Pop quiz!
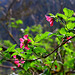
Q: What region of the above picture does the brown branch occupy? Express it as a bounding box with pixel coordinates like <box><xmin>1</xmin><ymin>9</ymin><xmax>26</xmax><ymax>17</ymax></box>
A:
<box><xmin>4</xmin><ymin>35</ymin><xmax>75</xmax><ymax>62</ymax></box>
<box><xmin>42</xmin><ymin>35</ymin><xmax>75</xmax><ymax>58</ymax></box>
<box><xmin>8</xmin><ymin>0</ymin><xmax>16</xmax><ymax>11</ymax></box>
<box><xmin>0</xmin><ymin>22</ymin><xmax>19</xmax><ymax>47</ymax></box>
<box><xmin>0</xmin><ymin>43</ymin><xmax>8</xmax><ymax>50</ymax></box>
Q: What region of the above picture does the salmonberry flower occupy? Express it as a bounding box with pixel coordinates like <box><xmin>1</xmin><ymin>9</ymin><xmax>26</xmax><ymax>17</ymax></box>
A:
<box><xmin>20</xmin><ymin>58</ymin><xmax>25</xmax><ymax>64</ymax></box>
<box><xmin>10</xmin><ymin>67</ymin><xmax>15</xmax><ymax>71</ymax></box>
<box><xmin>13</xmin><ymin>55</ymin><xmax>25</xmax><ymax>67</ymax></box>
<box><xmin>45</xmin><ymin>15</ymin><xmax>54</xmax><ymax>26</ymax></box>
<box><xmin>14</xmin><ymin>59</ymin><xmax>19</xmax><ymax>64</ymax></box>
<box><xmin>19</xmin><ymin>34</ymin><xmax>31</xmax><ymax>50</ymax></box>
<box><xmin>14</xmin><ymin>59</ymin><xmax>20</xmax><ymax>67</ymax></box>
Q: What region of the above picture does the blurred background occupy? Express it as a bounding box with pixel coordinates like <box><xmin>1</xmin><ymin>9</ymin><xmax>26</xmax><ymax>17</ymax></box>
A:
<box><xmin>0</xmin><ymin>0</ymin><xmax>75</xmax><ymax>75</ymax></box>
<box><xmin>0</xmin><ymin>0</ymin><xmax>75</xmax><ymax>40</ymax></box>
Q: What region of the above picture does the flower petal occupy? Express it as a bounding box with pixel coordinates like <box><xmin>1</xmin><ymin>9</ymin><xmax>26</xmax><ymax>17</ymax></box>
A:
<box><xmin>45</xmin><ymin>15</ymin><xmax>54</xmax><ymax>26</ymax></box>
<box><xmin>13</xmin><ymin>55</ymin><xmax>16</xmax><ymax>58</ymax></box>
<box><xmin>14</xmin><ymin>59</ymin><xmax>19</xmax><ymax>64</ymax></box>
<box><xmin>27</xmin><ymin>39</ymin><xmax>31</xmax><ymax>43</ymax></box>
<box><xmin>45</xmin><ymin>15</ymin><xmax>53</xmax><ymax>22</ymax></box>
<box><xmin>23</xmin><ymin>35</ymin><xmax>28</xmax><ymax>39</ymax></box>
<box><xmin>20</xmin><ymin>58</ymin><xmax>25</xmax><ymax>64</ymax></box>
<box><xmin>19</xmin><ymin>38</ymin><xmax>24</xmax><ymax>42</ymax></box>
<box><xmin>24</xmin><ymin>45</ymin><xmax>30</xmax><ymax>50</ymax></box>
<box><xmin>50</xmin><ymin>21</ymin><xmax>53</xmax><ymax>26</ymax></box>
<box><xmin>18</xmin><ymin>63</ymin><xmax>20</xmax><ymax>67</ymax></box>
<box><xmin>20</xmin><ymin>43</ymin><xmax>24</xmax><ymax>48</ymax></box>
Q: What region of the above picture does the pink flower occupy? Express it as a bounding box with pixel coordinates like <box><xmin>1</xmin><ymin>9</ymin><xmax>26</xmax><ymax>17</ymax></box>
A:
<box><xmin>14</xmin><ymin>59</ymin><xmax>19</xmax><ymax>64</ymax></box>
<box><xmin>17</xmin><ymin>63</ymin><xmax>20</xmax><ymax>67</ymax></box>
<box><xmin>45</xmin><ymin>15</ymin><xmax>54</xmax><ymax>26</ymax></box>
<box><xmin>20</xmin><ymin>58</ymin><xmax>25</xmax><ymax>64</ymax></box>
<box><xmin>13</xmin><ymin>55</ymin><xmax>25</xmax><ymax>67</ymax></box>
<box><xmin>19</xmin><ymin>34</ymin><xmax>31</xmax><ymax>50</ymax></box>
<box><xmin>10</xmin><ymin>67</ymin><xmax>15</xmax><ymax>71</ymax></box>
<box><xmin>13</xmin><ymin>55</ymin><xmax>16</xmax><ymax>58</ymax></box>
<box><xmin>14</xmin><ymin>59</ymin><xmax>20</xmax><ymax>67</ymax></box>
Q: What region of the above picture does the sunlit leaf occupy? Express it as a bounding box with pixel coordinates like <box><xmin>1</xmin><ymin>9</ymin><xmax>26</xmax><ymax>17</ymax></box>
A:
<box><xmin>63</xmin><ymin>8</ymin><xmax>74</xmax><ymax>17</ymax></box>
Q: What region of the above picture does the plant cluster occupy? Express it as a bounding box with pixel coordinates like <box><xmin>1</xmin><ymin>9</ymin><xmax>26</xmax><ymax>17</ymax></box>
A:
<box><xmin>0</xmin><ymin>8</ymin><xmax>75</xmax><ymax>75</ymax></box>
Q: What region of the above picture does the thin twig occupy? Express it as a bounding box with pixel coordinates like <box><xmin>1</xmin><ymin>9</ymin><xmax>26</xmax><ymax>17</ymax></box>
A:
<box><xmin>0</xmin><ymin>22</ymin><xmax>19</xmax><ymax>47</ymax></box>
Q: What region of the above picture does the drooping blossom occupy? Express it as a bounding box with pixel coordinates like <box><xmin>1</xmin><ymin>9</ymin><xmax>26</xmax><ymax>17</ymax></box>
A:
<box><xmin>14</xmin><ymin>59</ymin><xmax>19</xmax><ymax>64</ymax></box>
<box><xmin>14</xmin><ymin>59</ymin><xmax>20</xmax><ymax>67</ymax></box>
<box><xmin>45</xmin><ymin>15</ymin><xmax>54</xmax><ymax>26</ymax></box>
<box><xmin>19</xmin><ymin>34</ymin><xmax>31</xmax><ymax>50</ymax></box>
<box><xmin>13</xmin><ymin>55</ymin><xmax>25</xmax><ymax>67</ymax></box>
<box><xmin>20</xmin><ymin>58</ymin><xmax>25</xmax><ymax>64</ymax></box>
<box><xmin>17</xmin><ymin>63</ymin><xmax>20</xmax><ymax>67</ymax></box>
<box><xmin>10</xmin><ymin>67</ymin><xmax>15</xmax><ymax>71</ymax></box>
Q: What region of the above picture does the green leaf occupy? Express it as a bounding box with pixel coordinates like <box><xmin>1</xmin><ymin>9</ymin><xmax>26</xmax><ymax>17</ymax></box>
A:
<box><xmin>10</xmin><ymin>18</ymin><xmax>15</xmax><ymax>20</ymax></box>
<box><xmin>66</xmin><ymin>32</ymin><xmax>74</xmax><ymax>36</ymax></box>
<box><xmin>68</xmin><ymin>17</ymin><xmax>75</xmax><ymax>21</ymax></box>
<box><xmin>0</xmin><ymin>48</ymin><xmax>2</xmax><ymax>51</ymax></box>
<box><xmin>4</xmin><ymin>53</ymin><xmax>10</xmax><ymax>59</ymax></box>
<box><xmin>11</xmin><ymin>52</ymin><xmax>18</xmax><ymax>57</ymax></box>
<box><xmin>33</xmin><ymin>47</ymin><xmax>46</xmax><ymax>54</ymax></box>
<box><xmin>9</xmin><ymin>22</ymin><xmax>17</xmax><ymax>28</ymax></box>
<box><xmin>3</xmin><ymin>40</ymin><xmax>13</xmax><ymax>47</ymax></box>
<box><xmin>16</xmin><ymin>19</ymin><xmax>23</xmax><ymax>24</ymax></box>
<box><xmin>49</xmin><ymin>33</ymin><xmax>59</xmax><ymax>38</ymax></box>
<box><xmin>63</xmin><ymin>8</ymin><xmax>74</xmax><ymax>17</ymax></box>
<box><xmin>56</xmin><ymin>13</ymin><xmax>67</xmax><ymax>21</ymax></box>
<box><xmin>16</xmin><ymin>48</ymin><xmax>23</xmax><ymax>53</ymax></box>
<box><xmin>29</xmin><ymin>37</ymin><xmax>34</xmax><ymax>44</ymax></box>
<box><xmin>59</xmin><ymin>28</ymin><xmax>66</xmax><ymax>34</ymax></box>
<box><xmin>24</xmin><ymin>26</ymin><xmax>30</xmax><ymax>34</ymax></box>
<box><xmin>49</xmin><ymin>13</ymin><xmax>54</xmax><ymax>16</ymax></box>
<box><xmin>63</xmin><ymin>44</ymin><xmax>73</xmax><ymax>54</ymax></box>
<box><xmin>67</xmin><ymin>22</ymin><xmax>75</xmax><ymax>29</ymax></box>
<box><xmin>6</xmin><ymin>44</ymin><xmax>17</xmax><ymax>52</ymax></box>
<box><xmin>33</xmin><ymin>42</ymin><xmax>44</xmax><ymax>46</ymax></box>
<box><xmin>23</xmin><ymin>61</ymin><xmax>30</xmax><ymax>71</ymax></box>
<box><xmin>34</xmin><ymin>32</ymin><xmax>50</xmax><ymax>42</ymax></box>
<box><xmin>31</xmin><ymin>25</ymin><xmax>42</xmax><ymax>34</ymax></box>
<box><xmin>29</xmin><ymin>55</ymin><xmax>36</xmax><ymax>59</ymax></box>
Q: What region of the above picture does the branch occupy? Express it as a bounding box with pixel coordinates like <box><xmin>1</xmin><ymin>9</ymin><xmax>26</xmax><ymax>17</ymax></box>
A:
<box><xmin>43</xmin><ymin>35</ymin><xmax>75</xmax><ymax>58</ymax></box>
<box><xmin>8</xmin><ymin>0</ymin><xmax>16</xmax><ymax>11</ymax></box>
<box><xmin>0</xmin><ymin>22</ymin><xmax>20</xmax><ymax>47</ymax></box>
<box><xmin>0</xmin><ymin>43</ymin><xmax>8</xmax><ymax>50</ymax></box>
<box><xmin>5</xmin><ymin>35</ymin><xmax>75</xmax><ymax>62</ymax></box>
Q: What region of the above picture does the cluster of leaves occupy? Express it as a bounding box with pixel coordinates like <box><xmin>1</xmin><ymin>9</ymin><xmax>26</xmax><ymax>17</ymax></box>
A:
<box><xmin>0</xmin><ymin>8</ymin><xmax>75</xmax><ymax>75</ymax></box>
